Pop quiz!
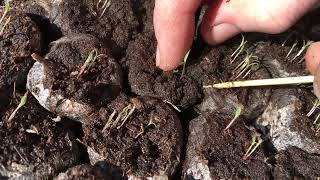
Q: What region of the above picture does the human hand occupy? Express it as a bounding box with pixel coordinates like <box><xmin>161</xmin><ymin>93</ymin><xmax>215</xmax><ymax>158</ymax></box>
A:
<box><xmin>154</xmin><ymin>0</ymin><xmax>317</xmax><ymax>71</ymax></box>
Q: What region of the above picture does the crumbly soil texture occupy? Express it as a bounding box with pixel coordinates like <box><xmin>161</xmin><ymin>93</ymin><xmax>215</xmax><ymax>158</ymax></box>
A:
<box><xmin>1</xmin><ymin>0</ymin><xmax>320</xmax><ymax>179</ymax></box>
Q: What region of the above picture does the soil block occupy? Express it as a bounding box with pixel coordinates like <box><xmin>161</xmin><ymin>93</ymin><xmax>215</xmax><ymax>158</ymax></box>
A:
<box><xmin>0</xmin><ymin>96</ymin><xmax>83</xmax><ymax>179</ymax></box>
<box><xmin>82</xmin><ymin>94</ymin><xmax>183</xmax><ymax>179</ymax></box>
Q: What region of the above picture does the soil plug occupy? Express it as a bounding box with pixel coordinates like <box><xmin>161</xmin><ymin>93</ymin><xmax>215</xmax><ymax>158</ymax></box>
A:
<box><xmin>224</xmin><ymin>106</ymin><xmax>242</xmax><ymax>132</ymax></box>
<box><xmin>243</xmin><ymin>136</ymin><xmax>263</xmax><ymax>160</ymax></box>
<box><xmin>0</xmin><ymin>0</ymin><xmax>11</xmax><ymax>35</ymax></box>
<box><xmin>204</xmin><ymin>76</ymin><xmax>314</xmax><ymax>89</ymax></box>
<box><xmin>7</xmin><ymin>91</ymin><xmax>28</xmax><ymax>128</ymax></box>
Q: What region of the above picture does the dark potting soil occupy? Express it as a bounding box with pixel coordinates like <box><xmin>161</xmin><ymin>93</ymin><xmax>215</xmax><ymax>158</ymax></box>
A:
<box><xmin>127</xmin><ymin>32</ymin><xmax>201</xmax><ymax>109</ymax></box>
<box><xmin>183</xmin><ymin>113</ymin><xmax>271</xmax><ymax>179</ymax></box>
<box><xmin>0</xmin><ymin>96</ymin><xmax>84</xmax><ymax>179</ymax></box>
<box><xmin>1</xmin><ymin>1</ymin><xmax>320</xmax><ymax>179</ymax></box>
<box><xmin>274</xmin><ymin>147</ymin><xmax>320</xmax><ymax>179</ymax></box>
<box><xmin>45</xmin><ymin>0</ymin><xmax>139</xmax><ymax>57</ymax></box>
<box><xmin>44</xmin><ymin>34</ymin><xmax>123</xmax><ymax>107</ymax></box>
<box><xmin>0</xmin><ymin>8</ymin><xmax>41</xmax><ymax>90</ymax></box>
<box><xmin>54</xmin><ymin>162</ymin><xmax>124</xmax><ymax>180</ymax></box>
<box><xmin>82</xmin><ymin>94</ymin><xmax>183</xmax><ymax>178</ymax></box>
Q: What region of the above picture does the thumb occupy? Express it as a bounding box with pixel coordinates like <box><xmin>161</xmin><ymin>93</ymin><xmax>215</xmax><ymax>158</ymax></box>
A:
<box><xmin>154</xmin><ymin>0</ymin><xmax>200</xmax><ymax>71</ymax></box>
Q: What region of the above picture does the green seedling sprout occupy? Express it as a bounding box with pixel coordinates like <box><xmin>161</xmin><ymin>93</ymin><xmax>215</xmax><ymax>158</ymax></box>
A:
<box><xmin>102</xmin><ymin>110</ymin><xmax>117</xmax><ymax>133</ymax></box>
<box><xmin>286</xmin><ymin>38</ymin><xmax>298</xmax><ymax>58</ymax></box>
<box><xmin>0</xmin><ymin>0</ymin><xmax>11</xmax><ymax>35</ymax></box>
<box><xmin>77</xmin><ymin>49</ymin><xmax>106</xmax><ymax>78</ymax></box>
<box><xmin>292</xmin><ymin>40</ymin><xmax>313</xmax><ymax>63</ymax></box>
<box><xmin>135</xmin><ymin>124</ymin><xmax>145</xmax><ymax>139</ymax></box>
<box><xmin>231</xmin><ymin>52</ymin><xmax>259</xmax><ymax>80</ymax></box>
<box><xmin>97</xmin><ymin>0</ymin><xmax>111</xmax><ymax>18</ymax></box>
<box><xmin>243</xmin><ymin>135</ymin><xmax>263</xmax><ymax>160</ymax></box>
<box><xmin>230</xmin><ymin>34</ymin><xmax>248</xmax><ymax>64</ymax></box>
<box><xmin>281</xmin><ymin>31</ymin><xmax>295</xmax><ymax>47</ymax></box>
<box><xmin>204</xmin><ymin>75</ymin><xmax>314</xmax><ymax>89</ymax></box>
<box><xmin>163</xmin><ymin>100</ymin><xmax>181</xmax><ymax>112</ymax></box>
<box><xmin>135</xmin><ymin>117</ymin><xmax>157</xmax><ymax>139</ymax></box>
<box><xmin>224</xmin><ymin>106</ymin><xmax>242</xmax><ymax>132</ymax></box>
<box><xmin>116</xmin><ymin>104</ymin><xmax>136</xmax><ymax>129</ymax></box>
<box><xmin>7</xmin><ymin>92</ymin><xmax>28</xmax><ymax>128</ymax></box>
<box><xmin>307</xmin><ymin>99</ymin><xmax>320</xmax><ymax>117</ymax></box>
<box><xmin>181</xmin><ymin>49</ymin><xmax>191</xmax><ymax>77</ymax></box>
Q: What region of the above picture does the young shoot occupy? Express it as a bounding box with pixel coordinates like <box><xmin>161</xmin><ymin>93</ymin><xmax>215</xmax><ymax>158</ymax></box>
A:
<box><xmin>281</xmin><ymin>31</ymin><xmax>295</xmax><ymax>47</ymax></box>
<box><xmin>307</xmin><ymin>99</ymin><xmax>320</xmax><ymax>117</ymax></box>
<box><xmin>116</xmin><ymin>103</ymin><xmax>136</xmax><ymax>129</ymax></box>
<box><xmin>135</xmin><ymin>117</ymin><xmax>157</xmax><ymax>139</ymax></box>
<box><xmin>7</xmin><ymin>92</ymin><xmax>28</xmax><ymax>128</ymax></box>
<box><xmin>291</xmin><ymin>40</ymin><xmax>313</xmax><ymax>63</ymax></box>
<box><xmin>230</xmin><ymin>34</ymin><xmax>248</xmax><ymax>64</ymax></box>
<box><xmin>181</xmin><ymin>49</ymin><xmax>191</xmax><ymax>77</ymax></box>
<box><xmin>285</xmin><ymin>38</ymin><xmax>298</xmax><ymax>58</ymax></box>
<box><xmin>77</xmin><ymin>49</ymin><xmax>106</xmax><ymax>78</ymax></box>
<box><xmin>163</xmin><ymin>100</ymin><xmax>181</xmax><ymax>112</ymax></box>
<box><xmin>102</xmin><ymin>110</ymin><xmax>117</xmax><ymax>133</ymax></box>
<box><xmin>243</xmin><ymin>135</ymin><xmax>263</xmax><ymax>160</ymax></box>
<box><xmin>224</xmin><ymin>106</ymin><xmax>242</xmax><ymax>132</ymax></box>
<box><xmin>97</xmin><ymin>0</ymin><xmax>111</xmax><ymax>18</ymax></box>
<box><xmin>0</xmin><ymin>0</ymin><xmax>11</xmax><ymax>35</ymax></box>
<box><xmin>231</xmin><ymin>52</ymin><xmax>259</xmax><ymax>80</ymax></box>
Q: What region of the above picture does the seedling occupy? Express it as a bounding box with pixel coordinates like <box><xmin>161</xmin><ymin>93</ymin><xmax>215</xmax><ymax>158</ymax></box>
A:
<box><xmin>285</xmin><ymin>38</ymin><xmax>298</xmax><ymax>58</ymax></box>
<box><xmin>307</xmin><ymin>99</ymin><xmax>320</xmax><ymax>117</ymax></box>
<box><xmin>243</xmin><ymin>135</ymin><xmax>263</xmax><ymax>160</ymax></box>
<box><xmin>77</xmin><ymin>49</ymin><xmax>106</xmax><ymax>78</ymax></box>
<box><xmin>292</xmin><ymin>40</ymin><xmax>313</xmax><ymax>63</ymax></box>
<box><xmin>181</xmin><ymin>49</ymin><xmax>191</xmax><ymax>77</ymax></box>
<box><xmin>97</xmin><ymin>0</ymin><xmax>111</xmax><ymax>18</ymax></box>
<box><xmin>0</xmin><ymin>0</ymin><xmax>11</xmax><ymax>35</ymax></box>
<box><xmin>116</xmin><ymin>103</ymin><xmax>136</xmax><ymax>129</ymax></box>
<box><xmin>7</xmin><ymin>92</ymin><xmax>28</xmax><ymax>128</ymax></box>
<box><xmin>231</xmin><ymin>52</ymin><xmax>259</xmax><ymax>80</ymax></box>
<box><xmin>135</xmin><ymin>124</ymin><xmax>144</xmax><ymax>139</ymax></box>
<box><xmin>135</xmin><ymin>117</ymin><xmax>157</xmax><ymax>139</ymax></box>
<box><xmin>163</xmin><ymin>100</ymin><xmax>181</xmax><ymax>112</ymax></box>
<box><xmin>203</xmin><ymin>75</ymin><xmax>314</xmax><ymax>89</ymax></box>
<box><xmin>230</xmin><ymin>34</ymin><xmax>248</xmax><ymax>64</ymax></box>
<box><xmin>224</xmin><ymin>106</ymin><xmax>242</xmax><ymax>132</ymax></box>
<box><xmin>102</xmin><ymin>110</ymin><xmax>117</xmax><ymax>133</ymax></box>
<box><xmin>281</xmin><ymin>31</ymin><xmax>295</xmax><ymax>47</ymax></box>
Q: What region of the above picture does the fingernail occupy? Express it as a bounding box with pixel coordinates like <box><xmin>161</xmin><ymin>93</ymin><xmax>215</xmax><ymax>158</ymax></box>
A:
<box><xmin>156</xmin><ymin>45</ymin><xmax>161</xmax><ymax>67</ymax></box>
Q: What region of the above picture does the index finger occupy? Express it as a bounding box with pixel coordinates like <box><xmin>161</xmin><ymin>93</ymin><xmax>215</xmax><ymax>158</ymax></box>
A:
<box><xmin>154</xmin><ymin>0</ymin><xmax>201</xmax><ymax>71</ymax></box>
